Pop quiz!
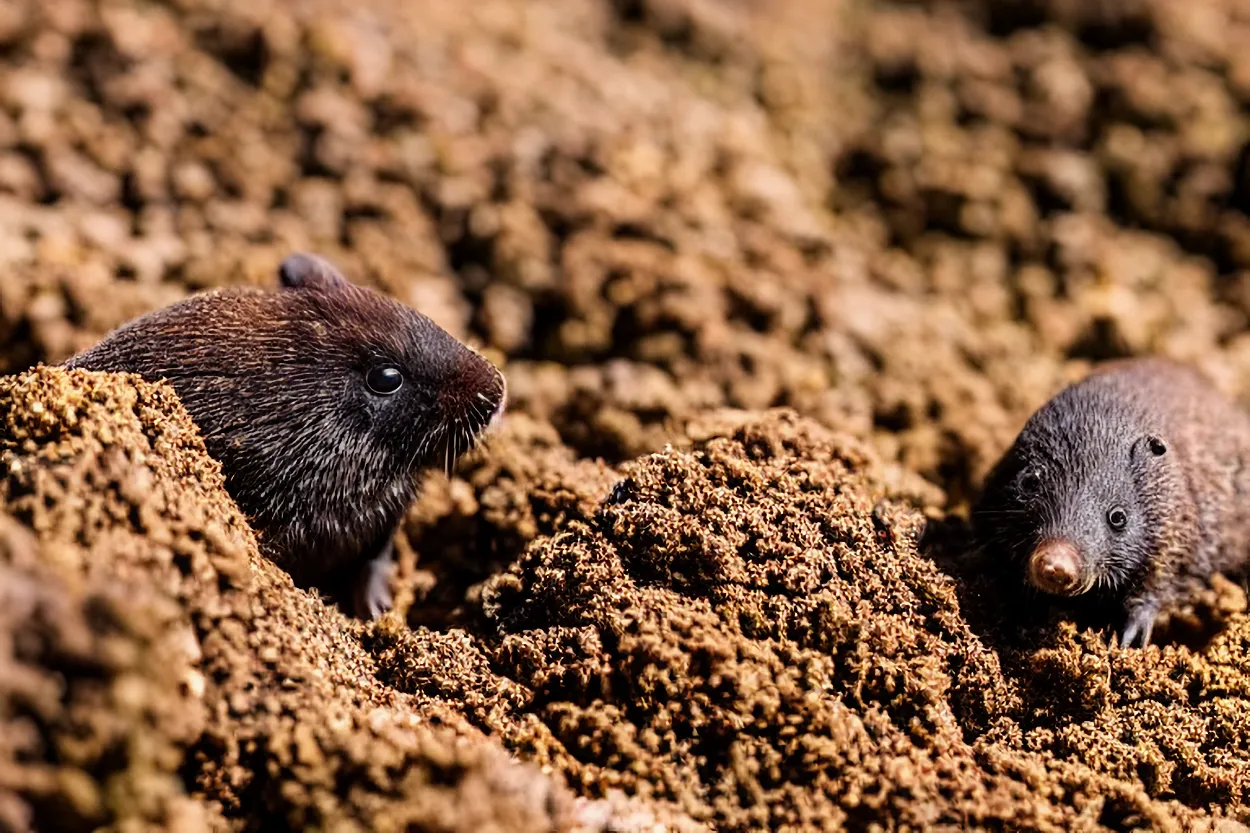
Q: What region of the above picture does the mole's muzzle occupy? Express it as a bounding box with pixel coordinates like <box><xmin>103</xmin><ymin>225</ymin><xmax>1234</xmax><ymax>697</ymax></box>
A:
<box><xmin>1026</xmin><ymin>538</ymin><xmax>1087</xmax><ymax>596</ymax></box>
<box><xmin>442</xmin><ymin>352</ymin><xmax>508</xmax><ymax>436</ymax></box>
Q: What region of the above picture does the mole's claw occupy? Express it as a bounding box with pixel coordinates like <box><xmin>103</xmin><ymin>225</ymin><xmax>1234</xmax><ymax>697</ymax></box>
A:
<box><xmin>1119</xmin><ymin>605</ymin><xmax>1157</xmax><ymax>648</ymax></box>
<box><xmin>352</xmin><ymin>544</ymin><xmax>396</xmax><ymax>620</ymax></box>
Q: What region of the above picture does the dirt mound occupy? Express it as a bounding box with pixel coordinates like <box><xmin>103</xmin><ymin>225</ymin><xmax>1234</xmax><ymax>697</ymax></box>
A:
<box><xmin>475</xmin><ymin>410</ymin><xmax>1250</xmax><ymax>829</ymax></box>
<box><xmin>0</xmin><ymin>368</ymin><xmax>686</xmax><ymax>832</ymax></box>
<box><xmin>5</xmin><ymin>0</ymin><xmax>1250</xmax><ymax>829</ymax></box>
<box><xmin>9</xmin><ymin>371</ymin><xmax>1250</xmax><ymax>830</ymax></box>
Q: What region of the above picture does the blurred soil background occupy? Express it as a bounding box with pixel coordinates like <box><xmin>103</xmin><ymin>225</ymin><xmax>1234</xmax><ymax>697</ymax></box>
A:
<box><xmin>5</xmin><ymin>0</ymin><xmax>1250</xmax><ymax>830</ymax></box>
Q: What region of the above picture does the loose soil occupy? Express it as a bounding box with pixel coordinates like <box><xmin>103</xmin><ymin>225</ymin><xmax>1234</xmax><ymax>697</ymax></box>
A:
<box><xmin>5</xmin><ymin>0</ymin><xmax>1250</xmax><ymax>830</ymax></box>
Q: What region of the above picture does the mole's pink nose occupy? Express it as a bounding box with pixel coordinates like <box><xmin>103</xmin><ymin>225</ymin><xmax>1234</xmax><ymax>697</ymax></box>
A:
<box><xmin>1027</xmin><ymin>539</ymin><xmax>1083</xmax><ymax>595</ymax></box>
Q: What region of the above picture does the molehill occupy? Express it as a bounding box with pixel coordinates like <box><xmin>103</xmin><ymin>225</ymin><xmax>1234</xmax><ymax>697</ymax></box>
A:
<box><xmin>7</xmin><ymin>0</ymin><xmax>1250</xmax><ymax>830</ymax></box>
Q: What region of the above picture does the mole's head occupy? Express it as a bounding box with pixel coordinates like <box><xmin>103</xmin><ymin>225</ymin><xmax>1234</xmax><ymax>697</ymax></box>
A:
<box><xmin>972</xmin><ymin>379</ymin><xmax>1178</xmax><ymax>600</ymax></box>
<box><xmin>269</xmin><ymin>253</ymin><xmax>507</xmax><ymax>481</ymax></box>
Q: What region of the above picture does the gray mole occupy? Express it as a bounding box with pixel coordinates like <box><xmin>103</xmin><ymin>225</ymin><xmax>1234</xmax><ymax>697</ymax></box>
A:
<box><xmin>972</xmin><ymin>357</ymin><xmax>1250</xmax><ymax>648</ymax></box>
<box><xmin>64</xmin><ymin>252</ymin><xmax>507</xmax><ymax>620</ymax></box>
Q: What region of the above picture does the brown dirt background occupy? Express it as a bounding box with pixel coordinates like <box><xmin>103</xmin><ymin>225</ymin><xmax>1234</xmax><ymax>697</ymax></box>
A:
<box><xmin>6</xmin><ymin>0</ymin><xmax>1250</xmax><ymax>830</ymax></box>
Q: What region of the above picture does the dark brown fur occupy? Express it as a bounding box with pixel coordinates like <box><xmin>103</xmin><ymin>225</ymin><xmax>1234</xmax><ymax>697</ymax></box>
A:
<box><xmin>973</xmin><ymin>358</ymin><xmax>1250</xmax><ymax>647</ymax></box>
<box><xmin>63</xmin><ymin>253</ymin><xmax>506</xmax><ymax>619</ymax></box>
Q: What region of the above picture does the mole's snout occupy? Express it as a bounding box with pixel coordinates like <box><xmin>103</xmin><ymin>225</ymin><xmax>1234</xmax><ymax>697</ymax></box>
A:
<box><xmin>440</xmin><ymin>349</ymin><xmax>507</xmax><ymax>432</ymax></box>
<box><xmin>1027</xmin><ymin>538</ymin><xmax>1084</xmax><ymax>596</ymax></box>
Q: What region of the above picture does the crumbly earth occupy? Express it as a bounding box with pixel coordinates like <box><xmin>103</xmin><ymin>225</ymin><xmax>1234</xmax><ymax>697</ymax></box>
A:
<box><xmin>0</xmin><ymin>367</ymin><xmax>693</xmax><ymax>832</ymax></box>
<box><xmin>5</xmin><ymin>0</ymin><xmax>1250</xmax><ymax>830</ymax></box>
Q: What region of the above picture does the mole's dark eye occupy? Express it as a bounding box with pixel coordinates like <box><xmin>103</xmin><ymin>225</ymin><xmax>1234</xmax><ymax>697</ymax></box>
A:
<box><xmin>366</xmin><ymin>364</ymin><xmax>403</xmax><ymax>395</ymax></box>
<box><xmin>1018</xmin><ymin>467</ymin><xmax>1042</xmax><ymax>495</ymax></box>
<box><xmin>1147</xmin><ymin>437</ymin><xmax>1167</xmax><ymax>456</ymax></box>
<box><xmin>1107</xmin><ymin>506</ymin><xmax>1128</xmax><ymax>531</ymax></box>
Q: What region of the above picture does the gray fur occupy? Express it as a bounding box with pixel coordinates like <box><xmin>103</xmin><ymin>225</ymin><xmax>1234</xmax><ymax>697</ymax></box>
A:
<box><xmin>973</xmin><ymin>358</ymin><xmax>1250</xmax><ymax>647</ymax></box>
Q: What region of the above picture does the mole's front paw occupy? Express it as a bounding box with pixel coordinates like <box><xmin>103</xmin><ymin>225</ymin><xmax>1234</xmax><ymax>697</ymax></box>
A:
<box><xmin>1119</xmin><ymin>604</ymin><xmax>1157</xmax><ymax>648</ymax></box>
<box><xmin>351</xmin><ymin>546</ymin><xmax>395</xmax><ymax>620</ymax></box>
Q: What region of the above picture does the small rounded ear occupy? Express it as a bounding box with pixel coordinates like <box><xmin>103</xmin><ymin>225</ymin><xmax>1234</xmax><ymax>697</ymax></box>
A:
<box><xmin>278</xmin><ymin>253</ymin><xmax>350</xmax><ymax>291</ymax></box>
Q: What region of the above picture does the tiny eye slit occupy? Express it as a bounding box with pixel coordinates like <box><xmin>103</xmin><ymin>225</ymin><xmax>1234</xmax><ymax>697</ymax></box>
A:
<box><xmin>1107</xmin><ymin>506</ymin><xmax>1128</xmax><ymax>531</ymax></box>
<box><xmin>366</xmin><ymin>364</ymin><xmax>403</xmax><ymax>395</ymax></box>
<box><xmin>1147</xmin><ymin>436</ymin><xmax>1167</xmax><ymax>456</ymax></box>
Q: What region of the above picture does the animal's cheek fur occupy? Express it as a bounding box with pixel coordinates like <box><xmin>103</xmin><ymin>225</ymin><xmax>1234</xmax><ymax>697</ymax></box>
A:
<box><xmin>360</xmin><ymin>388</ymin><xmax>436</xmax><ymax>431</ymax></box>
<box><xmin>370</xmin><ymin>402</ymin><xmax>435</xmax><ymax>441</ymax></box>
<box><xmin>355</xmin><ymin>412</ymin><xmax>425</xmax><ymax>466</ymax></box>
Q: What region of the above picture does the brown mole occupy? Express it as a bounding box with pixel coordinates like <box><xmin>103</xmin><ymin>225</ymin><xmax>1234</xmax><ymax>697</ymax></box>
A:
<box><xmin>63</xmin><ymin>252</ymin><xmax>507</xmax><ymax>620</ymax></box>
<box><xmin>972</xmin><ymin>357</ymin><xmax>1250</xmax><ymax>648</ymax></box>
